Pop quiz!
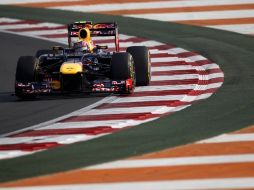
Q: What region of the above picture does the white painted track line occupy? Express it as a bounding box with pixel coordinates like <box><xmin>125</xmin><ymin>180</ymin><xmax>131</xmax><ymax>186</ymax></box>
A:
<box><xmin>3</xmin><ymin>178</ymin><xmax>254</xmax><ymax>190</ymax></box>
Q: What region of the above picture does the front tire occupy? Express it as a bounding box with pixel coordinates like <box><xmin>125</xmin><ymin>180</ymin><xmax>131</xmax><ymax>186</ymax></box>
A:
<box><xmin>15</xmin><ymin>56</ymin><xmax>38</xmax><ymax>99</ymax></box>
<box><xmin>126</xmin><ymin>46</ymin><xmax>151</xmax><ymax>86</ymax></box>
<box><xmin>111</xmin><ymin>52</ymin><xmax>135</xmax><ymax>93</ymax></box>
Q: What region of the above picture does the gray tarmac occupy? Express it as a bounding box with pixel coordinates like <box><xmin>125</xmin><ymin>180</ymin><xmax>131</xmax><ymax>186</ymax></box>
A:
<box><xmin>0</xmin><ymin>32</ymin><xmax>105</xmax><ymax>135</ymax></box>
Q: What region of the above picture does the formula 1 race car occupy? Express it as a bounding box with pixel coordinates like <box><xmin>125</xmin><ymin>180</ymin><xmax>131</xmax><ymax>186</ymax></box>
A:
<box><xmin>15</xmin><ymin>21</ymin><xmax>151</xmax><ymax>99</ymax></box>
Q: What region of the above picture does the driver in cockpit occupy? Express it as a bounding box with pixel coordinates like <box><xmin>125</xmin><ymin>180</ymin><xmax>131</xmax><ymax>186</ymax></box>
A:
<box><xmin>73</xmin><ymin>27</ymin><xmax>95</xmax><ymax>54</ymax></box>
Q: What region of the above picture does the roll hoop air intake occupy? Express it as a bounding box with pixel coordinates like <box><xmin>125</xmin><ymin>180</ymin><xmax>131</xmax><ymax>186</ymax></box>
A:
<box><xmin>78</xmin><ymin>28</ymin><xmax>91</xmax><ymax>41</ymax></box>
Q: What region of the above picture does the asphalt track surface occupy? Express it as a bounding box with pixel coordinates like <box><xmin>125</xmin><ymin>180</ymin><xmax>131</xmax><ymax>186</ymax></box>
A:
<box><xmin>0</xmin><ymin>32</ymin><xmax>105</xmax><ymax>135</ymax></box>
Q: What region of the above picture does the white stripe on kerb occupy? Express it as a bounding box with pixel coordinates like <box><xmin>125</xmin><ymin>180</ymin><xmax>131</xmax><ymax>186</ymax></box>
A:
<box><xmin>19</xmin><ymin>29</ymin><xmax>67</xmax><ymax>36</ymax></box>
<box><xmin>50</xmin><ymin>0</ymin><xmax>254</xmax><ymax>12</ymax></box>
<box><xmin>151</xmin><ymin>74</ymin><xmax>199</xmax><ymax>81</ymax></box>
<box><xmin>151</xmin><ymin>65</ymin><xmax>194</xmax><ymax>71</ymax></box>
<box><xmin>85</xmin><ymin>105</ymin><xmax>189</xmax><ymax>115</ymax></box>
<box><xmin>0</xmin><ymin>17</ymin><xmax>21</xmax><ymax>22</ymax></box>
<box><xmin>169</xmin><ymin>47</ymin><xmax>189</xmax><ymax>54</ymax></box>
<box><xmin>152</xmin><ymin>57</ymin><xmax>185</xmax><ymax>62</ymax></box>
<box><xmin>39</xmin><ymin>117</ymin><xmax>159</xmax><ymax>130</ymax></box>
<box><xmin>0</xmin><ymin>150</ymin><xmax>32</xmax><ymax>160</ymax></box>
<box><xmin>134</xmin><ymin>83</ymin><xmax>221</xmax><ymax>95</ymax></box>
<box><xmin>202</xmin><ymin>63</ymin><xmax>220</xmax><ymax>70</ymax></box>
<box><xmin>0</xmin><ymin>135</ymin><xmax>94</xmax><ymax>145</ymax></box>
<box><xmin>208</xmin><ymin>73</ymin><xmax>224</xmax><ymax>79</ymax></box>
<box><xmin>36</xmin><ymin>120</ymin><xmax>127</xmax><ymax>130</ymax></box>
<box><xmin>187</xmin><ymin>55</ymin><xmax>209</xmax><ymax>62</ymax></box>
<box><xmin>3</xmin><ymin>178</ymin><xmax>254</xmax><ymax>190</ymax></box>
<box><xmin>125</xmin><ymin>10</ymin><xmax>254</xmax><ymax>22</ymax></box>
<box><xmin>139</xmin><ymin>83</ymin><xmax>219</xmax><ymax>96</ymax></box>
<box><xmin>85</xmin><ymin>154</ymin><xmax>254</xmax><ymax>170</ymax></box>
<box><xmin>83</xmin><ymin>106</ymin><xmax>167</xmax><ymax>115</ymax></box>
<box><xmin>94</xmin><ymin>41</ymin><xmax>163</xmax><ymax>49</ymax></box>
<box><xmin>0</xmin><ymin>22</ymin><xmax>62</xmax><ymax>30</ymax></box>
<box><xmin>135</xmin><ymin>84</ymin><xmax>196</xmax><ymax>92</ymax></box>
<box><xmin>111</xmin><ymin>95</ymin><xmax>186</xmax><ymax>103</ymax></box>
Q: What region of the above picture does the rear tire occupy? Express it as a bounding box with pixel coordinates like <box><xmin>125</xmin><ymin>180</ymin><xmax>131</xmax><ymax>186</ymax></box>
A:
<box><xmin>126</xmin><ymin>46</ymin><xmax>151</xmax><ymax>86</ymax></box>
<box><xmin>111</xmin><ymin>52</ymin><xmax>135</xmax><ymax>93</ymax></box>
<box><xmin>15</xmin><ymin>56</ymin><xmax>38</xmax><ymax>99</ymax></box>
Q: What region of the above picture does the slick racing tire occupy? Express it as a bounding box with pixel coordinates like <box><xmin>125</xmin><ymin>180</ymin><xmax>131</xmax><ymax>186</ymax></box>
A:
<box><xmin>35</xmin><ymin>49</ymin><xmax>54</xmax><ymax>58</ymax></box>
<box><xmin>126</xmin><ymin>46</ymin><xmax>151</xmax><ymax>86</ymax></box>
<box><xmin>111</xmin><ymin>52</ymin><xmax>135</xmax><ymax>93</ymax></box>
<box><xmin>15</xmin><ymin>56</ymin><xmax>38</xmax><ymax>99</ymax></box>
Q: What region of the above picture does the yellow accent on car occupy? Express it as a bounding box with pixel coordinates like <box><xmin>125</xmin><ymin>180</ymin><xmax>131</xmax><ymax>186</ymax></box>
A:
<box><xmin>60</xmin><ymin>63</ymin><xmax>82</xmax><ymax>74</ymax></box>
<box><xmin>51</xmin><ymin>80</ymin><xmax>61</xmax><ymax>90</ymax></box>
<box><xmin>78</xmin><ymin>28</ymin><xmax>95</xmax><ymax>52</ymax></box>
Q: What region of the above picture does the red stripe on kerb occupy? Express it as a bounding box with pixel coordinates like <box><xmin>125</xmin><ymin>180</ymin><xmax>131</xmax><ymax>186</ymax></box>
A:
<box><xmin>177</xmin><ymin>51</ymin><xmax>198</xmax><ymax>58</ymax></box>
<box><xmin>8</xmin><ymin>26</ymin><xmax>66</xmax><ymax>32</ymax></box>
<box><xmin>207</xmin><ymin>77</ymin><xmax>224</xmax><ymax>84</ymax></box>
<box><xmin>94</xmin><ymin>37</ymin><xmax>148</xmax><ymax>44</ymax></box>
<box><xmin>60</xmin><ymin>113</ymin><xmax>160</xmax><ymax>122</ymax></box>
<box><xmin>152</xmin><ymin>69</ymin><xmax>197</xmax><ymax>76</ymax></box>
<box><xmin>129</xmin><ymin>89</ymin><xmax>192</xmax><ymax>97</ymax></box>
<box><xmin>96</xmin><ymin>89</ymin><xmax>221</xmax><ymax>109</ymax></box>
<box><xmin>129</xmin><ymin>87</ymin><xmax>221</xmax><ymax>97</ymax></box>
<box><xmin>150</xmin><ymin>53</ymin><xmax>177</xmax><ymax>58</ymax></box>
<box><xmin>151</xmin><ymin>69</ymin><xmax>221</xmax><ymax>76</ymax></box>
<box><xmin>190</xmin><ymin>59</ymin><xmax>213</xmax><ymax>66</ymax></box>
<box><xmin>151</xmin><ymin>77</ymin><xmax>222</xmax><ymax>86</ymax></box>
<box><xmin>207</xmin><ymin>68</ymin><xmax>223</xmax><ymax>74</ymax></box>
<box><xmin>195</xmin><ymin>68</ymin><xmax>222</xmax><ymax>75</ymax></box>
<box><xmin>0</xmin><ymin>143</ymin><xmax>59</xmax><ymax>151</ymax></box>
<box><xmin>188</xmin><ymin>88</ymin><xmax>220</xmax><ymax>96</ymax></box>
<box><xmin>151</xmin><ymin>61</ymin><xmax>188</xmax><ymax>67</ymax></box>
<box><xmin>0</xmin><ymin>20</ymin><xmax>40</xmax><ymax>26</ymax></box>
<box><xmin>149</xmin><ymin>45</ymin><xmax>175</xmax><ymax>50</ymax></box>
<box><xmin>96</xmin><ymin>100</ymin><xmax>179</xmax><ymax>109</ymax></box>
<box><xmin>40</xmin><ymin>33</ymin><xmax>67</xmax><ymax>38</ymax></box>
<box><xmin>121</xmin><ymin>37</ymin><xmax>148</xmax><ymax>43</ymax></box>
<box><xmin>10</xmin><ymin>127</ymin><xmax>118</xmax><ymax>137</ymax></box>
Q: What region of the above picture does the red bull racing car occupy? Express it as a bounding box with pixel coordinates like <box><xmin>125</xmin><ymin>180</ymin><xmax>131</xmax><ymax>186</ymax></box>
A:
<box><xmin>15</xmin><ymin>21</ymin><xmax>151</xmax><ymax>99</ymax></box>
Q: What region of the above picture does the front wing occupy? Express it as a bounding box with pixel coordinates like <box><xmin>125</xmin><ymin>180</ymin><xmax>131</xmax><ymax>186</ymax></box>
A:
<box><xmin>15</xmin><ymin>78</ymin><xmax>134</xmax><ymax>96</ymax></box>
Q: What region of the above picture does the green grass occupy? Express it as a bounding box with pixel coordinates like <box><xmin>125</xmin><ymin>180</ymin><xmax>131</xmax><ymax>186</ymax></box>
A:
<box><xmin>0</xmin><ymin>5</ymin><xmax>254</xmax><ymax>182</ymax></box>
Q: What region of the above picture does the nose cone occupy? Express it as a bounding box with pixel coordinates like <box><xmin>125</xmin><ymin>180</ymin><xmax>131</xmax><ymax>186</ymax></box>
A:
<box><xmin>60</xmin><ymin>63</ymin><xmax>83</xmax><ymax>74</ymax></box>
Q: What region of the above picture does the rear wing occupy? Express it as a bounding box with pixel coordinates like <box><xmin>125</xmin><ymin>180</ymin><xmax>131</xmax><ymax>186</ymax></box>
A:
<box><xmin>67</xmin><ymin>21</ymin><xmax>119</xmax><ymax>52</ymax></box>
